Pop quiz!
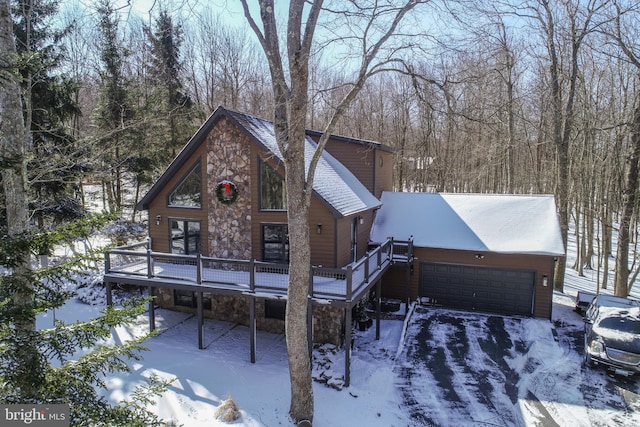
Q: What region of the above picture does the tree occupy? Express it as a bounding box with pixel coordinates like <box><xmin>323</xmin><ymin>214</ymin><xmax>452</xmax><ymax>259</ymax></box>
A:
<box><xmin>145</xmin><ymin>9</ymin><xmax>193</xmax><ymax>158</ymax></box>
<box><xmin>1</xmin><ymin>0</ymin><xmax>38</xmax><ymax>396</ymax></box>
<box><xmin>521</xmin><ymin>0</ymin><xmax>607</xmax><ymax>292</ymax></box>
<box><xmin>0</xmin><ymin>214</ymin><xmax>173</xmax><ymax>425</ymax></box>
<box><xmin>239</xmin><ymin>0</ymin><xmax>427</xmax><ymax>423</ymax></box>
<box><xmin>609</xmin><ymin>0</ymin><xmax>640</xmax><ymax>297</ymax></box>
<box><xmin>94</xmin><ymin>0</ymin><xmax>139</xmax><ymax>213</ymax></box>
<box><xmin>11</xmin><ymin>0</ymin><xmax>84</xmax><ymax>227</ymax></box>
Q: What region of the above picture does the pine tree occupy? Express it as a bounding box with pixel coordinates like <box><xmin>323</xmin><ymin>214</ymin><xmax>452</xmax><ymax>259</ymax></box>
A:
<box><xmin>11</xmin><ymin>0</ymin><xmax>85</xmax><ymax>226</ymax></box>
<box><xmin>144</xmin><ymin>9</ymin><xmax>193</xmax><ymax>159</ymax></box>
<box><xmin>93</xmin><ymin>0</ymin><xmax>140</xmax><ymax>213</ymax></box>
<box><xmin>0</xmin><ymin>214</ymin><xmax>173</xmax><ymax>426</ymax></box>
<box><xmin>2</xmin><ymin>2</ymin><xmax>172</xmax><ymax>423</ymax></box>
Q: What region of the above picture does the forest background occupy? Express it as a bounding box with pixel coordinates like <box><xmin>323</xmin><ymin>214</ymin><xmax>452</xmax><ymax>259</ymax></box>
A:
<box><xmin>3</xmin><ymin>0</ymin><xmax>640</xmax><ymax>295</ymax></box>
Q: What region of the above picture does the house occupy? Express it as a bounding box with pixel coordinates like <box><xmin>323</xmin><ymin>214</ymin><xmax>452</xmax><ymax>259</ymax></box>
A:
<box><xmin>370</xmin><ymin>192</ymin><xmax>565</xmax><ymax>319</ymax></box>
<box><xmin>114</xmin><ymin>106</ymin><xmax>399</xmax><ymax>347</ymax></box>
<box><xmin>104</xmin><ymin>107</ymin><xmax>565</xmax><ymax>385</ymax></box>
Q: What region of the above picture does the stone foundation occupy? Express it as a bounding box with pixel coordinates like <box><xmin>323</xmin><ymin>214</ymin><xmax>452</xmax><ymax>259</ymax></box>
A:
<box><xmin>155</xmin><ymin>289</ymin><xmax>345</xmax><ymax>346</ymax></box>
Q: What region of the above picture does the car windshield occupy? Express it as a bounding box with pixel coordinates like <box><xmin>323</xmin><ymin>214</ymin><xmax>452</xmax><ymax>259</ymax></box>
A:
<box><xmin>597</xmin><ymin>316</ymin><xmax>640</xmax><ymax>334</ymax></box>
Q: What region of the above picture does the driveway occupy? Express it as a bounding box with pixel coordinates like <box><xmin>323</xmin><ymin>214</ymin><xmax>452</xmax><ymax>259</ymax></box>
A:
<box><xmin>395</xmin><ymin>294</ymin><xmax>640</xmax><ymax>426</ymax></box>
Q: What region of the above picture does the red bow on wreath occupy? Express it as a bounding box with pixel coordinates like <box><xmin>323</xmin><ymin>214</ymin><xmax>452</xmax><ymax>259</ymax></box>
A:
<box><xmin>222</xmin><ymin>181</ymin><xmax>232</xmax><ymax>195</ymax></box>
<box><xmin>216</xmin><ymin>180</ymin><xmax>238</xmax><ymax>204</ymax></box>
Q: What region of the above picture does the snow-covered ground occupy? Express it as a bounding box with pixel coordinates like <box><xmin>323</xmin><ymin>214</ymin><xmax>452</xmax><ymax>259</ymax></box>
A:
<box><xmin>34</xmin><ymin>202</ymin><xmax>640</xmax><ymax>426</ymax></box>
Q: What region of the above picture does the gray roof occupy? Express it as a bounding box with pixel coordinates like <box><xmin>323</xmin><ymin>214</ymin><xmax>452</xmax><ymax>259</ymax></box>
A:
<box><xmin>137</xmin><ymin>107</ymin><xmax>381</xmax><ymax>217</ymax></box>
<box><xmin>370</xmin><ymin>192</ymin><xmax>565</xmax><ymax>256</ymax></box>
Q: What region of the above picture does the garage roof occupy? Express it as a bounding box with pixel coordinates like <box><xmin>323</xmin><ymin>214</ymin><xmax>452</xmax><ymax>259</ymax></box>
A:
<box><xmin>370</xmin><ymin>192</ymin><xmax>565</xmax><ymax>256</ymax></box>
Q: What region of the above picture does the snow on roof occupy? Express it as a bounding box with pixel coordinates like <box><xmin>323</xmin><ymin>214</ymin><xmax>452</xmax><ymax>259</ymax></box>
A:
<box><xmin>227</xmin><ymin>109</ymin><xmax>381</xmax><ymax>216</ymax></box>
<box><xmin>370</xmin><ymin>192</ymin><xmax>565</xmax><ymax>256</ymax></box>
<box><xmin>137</xmin><ymin>107</ymin><xmax>381</xmax><ymax>216</ymax></box>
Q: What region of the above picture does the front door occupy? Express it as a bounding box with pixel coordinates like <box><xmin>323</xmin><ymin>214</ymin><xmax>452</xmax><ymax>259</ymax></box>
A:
<box><xmin>169</xmin><ymin>218</ymin><xmax>201</xmax><ymax>255</ymax></box>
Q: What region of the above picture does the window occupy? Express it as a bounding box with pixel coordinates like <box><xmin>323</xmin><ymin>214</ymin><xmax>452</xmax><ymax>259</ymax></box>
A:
<box><xmin>174</xmin><ymin>290</ymin><xmax>212</xmax><ymax>309</ymax></box>
<box><xmin>262</xmin><ymin>224</ymin><xmax>289</xmax><ymax>263</ymax></box>
<box><xmin>260</xmin><ymin>159</ymin><xmax>286</xmax><ymax>210</ymax></box>
<box><xmin>170</xmin><ymin>219</ymin><xmax>201</xmax><ymax>255</ymax></box>
<box><xmin>168</xmin><ymin>162</ymin><xmax>201</xmax><ymax>208</ymax></box>
<box><xmin>264</xmin><ymin>299</ymin><xmax>286</xmax><ymax>320</ymax></box>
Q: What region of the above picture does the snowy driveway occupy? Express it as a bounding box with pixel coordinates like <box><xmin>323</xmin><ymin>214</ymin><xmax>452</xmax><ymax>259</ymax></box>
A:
<box><xmin>395</xmin><ymin>295</ymin><xmax>640</xmax><ymax>426</ymax></box>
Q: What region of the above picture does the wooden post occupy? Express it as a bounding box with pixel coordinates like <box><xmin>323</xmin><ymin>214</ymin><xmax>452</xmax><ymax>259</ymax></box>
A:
<box><xmin>197</xmin><ymin>291</ymin><xmax>204</xmax><ymax>349</ymax></box>
<box><xmin>405</xmin><ymin>261</ymin><xmax>411</xmax><ymax>316</ymax></box>
<box><xmin>148</xmin><ymin>286</ymin><xmax>155</xmax><ymax>332</ymax></box>
<box><xmin>147</xmin><ymin>247</ymin><xmax>153</xmax><ymax>279</ymax></box>
<box><xmin>196</xmin><ymin>252</ymin><xmax>202</xmax><ymax>284</ymax></box>
<box><xmin>307</xmin><ymin>267</ymin><xmax>314</xmax><ymax>360</ymax></box>
<box><xmin>346</xmin><ymin>265</ymin><xmax>353</xmax><ymax>300</ymax></box>
<box><xmin>364</xmin><ymin>250</ymin><xmax>369</xmax><ymax>283</ymax></box>
<box><xmin>250</xmin><ymin>259</ymin><xmax>256</xmax><ymax>363</ymax></box>
<box><xmin>106</xmin><ymin>281</ymin><xmax>113</xmax><ymax>307</ymax></box>
<box><xmin>250</xmin><ymin>296</ymin><xmax>256</xmax><ymax>363</ymax></box>
<box><xmin>376</xmin><ymin>278</ymin><xmax>381</xmax><ymax>341</ymax></box>
<box><xmin>344</xmin><ymin>306</ymin><xmax>352</xmax><ymax>387</ymax></box>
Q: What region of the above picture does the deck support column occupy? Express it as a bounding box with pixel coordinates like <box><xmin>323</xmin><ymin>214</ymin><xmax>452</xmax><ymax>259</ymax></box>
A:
<box><xmin>106</xmin><ymin>282</ymin><xmax>113</xmax><ymax>307</ymax></box>
<box><xmin>148</xmin><ymin>286</ymin><xmax>155</xmax><ymax>332</ymax></box>
<box><xmin>344</xmin><ymin>305</ymin><xmax>352</xmax><ymax>387</ymax></box>
<box><xmin>197</xmin><ymin>291</ymin><xmax>204</xmax><ymax>349</ymax></box>
<box><xmin>249</xmin><ymin>259</ymin><xmax>256</xmax><ymax>363</ymax></box>
<box><xmin>307</xmin><ymin>267</ymin><xmax>314</xmax><ymax>360</ymax></box>
<box><xmin>405</xmin><ymin>262</ymin><xmax>411</xmax><ymax>315</ymax></box>
<box><xmin>375</xmin><ymin>278</ymin><xmax>381</xmax><ymax>340</ymax></box>
<box><xmin>249</xmin><ymin>296</ymin><xmax>256</xmax><ymax>363</ymax></box>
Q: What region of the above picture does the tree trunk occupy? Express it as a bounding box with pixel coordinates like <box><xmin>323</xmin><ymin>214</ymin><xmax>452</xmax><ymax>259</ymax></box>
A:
<box><xmin>0</xmin><ymin>0</ymin><xmax>40</xmax><ymax>396</ymax></box>
<box><xmin>614</xmin><ymin>94</ymin><xmax>640</xmax><ymax>297</ymax></box>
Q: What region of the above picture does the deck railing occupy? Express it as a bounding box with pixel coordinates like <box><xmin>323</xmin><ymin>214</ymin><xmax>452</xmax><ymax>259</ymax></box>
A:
<box><xmin>105</xmin><ymin>237</ymin><xmax>409</xmax><ymax>302</ymax></box>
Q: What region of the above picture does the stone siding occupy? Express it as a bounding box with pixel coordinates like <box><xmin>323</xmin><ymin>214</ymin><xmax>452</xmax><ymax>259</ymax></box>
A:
<box><xmin>154</xmin><ymin>289</ymin><xmax>345</xmax><ymax>346</ymax></box>
<box><xmin>206</xmin><ymin>117</ymin><xmax>252</xmax><ymax>259</ymax></box>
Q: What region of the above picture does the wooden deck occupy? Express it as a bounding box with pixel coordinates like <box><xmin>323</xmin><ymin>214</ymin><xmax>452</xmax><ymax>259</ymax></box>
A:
<box><xmin>103</xmin><ymin>237</ymin><xmax>413</xmax><ymax>386</ymax></box>
<box><xmin>104</xmin><ymin>238</ymin><xmax>413</xmax><ymax>305</ymax></box>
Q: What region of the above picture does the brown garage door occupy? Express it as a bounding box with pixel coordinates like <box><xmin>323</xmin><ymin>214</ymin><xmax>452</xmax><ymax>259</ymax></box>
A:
<box><xmin>419</xmin><ymin>262</ymin><xmax>535</xmax><ymax>316</ymax></box>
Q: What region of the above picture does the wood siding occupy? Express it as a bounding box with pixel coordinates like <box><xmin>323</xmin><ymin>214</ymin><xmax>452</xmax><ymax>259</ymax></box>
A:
<box><xmin>146</xmin><ymin>119</ymin><xmax>381</xmax><ymax>271</ymax></box>
<box><xmin>147</xmin><ymin>146</ymin><xmax>210</xmax><ymax>255</ymax></box>
<box><xmin>313</xmin><ymin>136</ymin><xmax>395</xmax><ymax>197</ymax></box>
<box><xmin>381</xmin><ymin>247</ymin><xmax>557</xmax><ymax>319</ymax></box>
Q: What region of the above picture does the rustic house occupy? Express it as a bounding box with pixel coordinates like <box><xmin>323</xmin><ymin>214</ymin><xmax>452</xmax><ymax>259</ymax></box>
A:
<box><xmin>103</xmin><ymin>107</ymin><xmax>565</xmax><ymax>385</ymax></box>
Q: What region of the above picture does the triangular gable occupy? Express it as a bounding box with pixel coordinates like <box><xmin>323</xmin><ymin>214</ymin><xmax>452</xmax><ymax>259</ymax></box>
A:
<box><xmin>370</xmin><ymin>192</ymin><xmax>565</xmax><ymax>256</ymax></box>
<box><xmin>137</xmin><ymin>106</ymin><xmax>381</xmax><ymax>216</ymax></box>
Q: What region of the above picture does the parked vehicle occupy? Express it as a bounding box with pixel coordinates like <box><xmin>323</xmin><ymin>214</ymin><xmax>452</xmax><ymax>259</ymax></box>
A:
<box><xmin>583</xmin><ymin>295</ymin><xmax>640</xmax><ymax>376</ymax></box>
<box><xmin>575</xmin><ymin>290</ymin><xmax>597</xmax><ymax>314</ymax></box>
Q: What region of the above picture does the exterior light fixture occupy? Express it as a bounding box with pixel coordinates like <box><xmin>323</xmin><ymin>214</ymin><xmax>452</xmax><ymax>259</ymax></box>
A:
<box><xmin>155</xmin><ymin>215</ymin><xmax>162</xmax><ymax>226</ymax></box>
<box><xmin>316</xmin><ymin>224</ymin><xmax>322</xmax><ymax>234</ymax></box>
<box><xmin>474</xmin><ymin>253</ymin><xmax>484</xmax><ymax>260</ymax></box>
<box><xmin>359</xmin><ymin>216</ymin><xmax>364</xmax><ymax>225</ymax></box>
<box><xmin>543</xmin><ymin>275</ymin><xmax>548</xmax><ymax>287</ymax></box>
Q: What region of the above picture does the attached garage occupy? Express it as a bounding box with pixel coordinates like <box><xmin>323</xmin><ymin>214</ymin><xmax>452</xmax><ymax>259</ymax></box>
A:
<box><xmin>370</xmin><ymin>192</ymin><xmax>565</xmax><ymax>319</ymax></box>
<box><xmin>420</xmin><ymin>263</ymin><xmax>535</xmax><ymax>316</ymax></box>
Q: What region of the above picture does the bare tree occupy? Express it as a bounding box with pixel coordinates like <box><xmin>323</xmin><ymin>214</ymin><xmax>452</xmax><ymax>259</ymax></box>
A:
<box><xmin>238</xmin><ymin>0</ymin><xmax>426</xmax><ymax>423</ymax></box>
<box><xmin>608</xmin><ymin>0</ymin><xmax>640</xmax><ymax>297</ymax></box>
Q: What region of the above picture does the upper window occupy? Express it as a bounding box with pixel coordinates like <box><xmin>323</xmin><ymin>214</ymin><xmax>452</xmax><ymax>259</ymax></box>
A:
<box><xmin>260</xmin><ymin>159</ymin><xmax>286</xmax><ymax>210</ymax></box>
<box><xmin>168</xmin><ymin>161</ymin><xmax>201</xmax><ymax>208</ymax></box>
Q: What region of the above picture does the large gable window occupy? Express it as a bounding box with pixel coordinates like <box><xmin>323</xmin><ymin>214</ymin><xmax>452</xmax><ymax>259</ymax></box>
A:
<box><xmin>168</xmin><ymin>161</ymin><xmax>201</xmax><ymax>208</ymax></box>
<box><xmin>260</xmin><ymin>159</ymin><xmax>286</xmax><ymax>210</ymax></box>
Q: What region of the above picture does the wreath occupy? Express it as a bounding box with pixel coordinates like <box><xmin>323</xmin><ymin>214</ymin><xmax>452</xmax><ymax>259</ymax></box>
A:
<box><xmin>216</xmin><ymin>180</ymin><xmax>238</xmax><ymax>205</ymax></box>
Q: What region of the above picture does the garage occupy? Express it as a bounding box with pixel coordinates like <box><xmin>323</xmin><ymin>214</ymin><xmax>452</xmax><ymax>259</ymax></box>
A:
<box><xmin>370</xmin><ymin>192</ymin><xmax>566</xmax><ymax>319</ymax></box>
<box><xmin>419</xmin><ymin>262</ymin><xmax>535</xmax><ymax>316</ymax></box>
